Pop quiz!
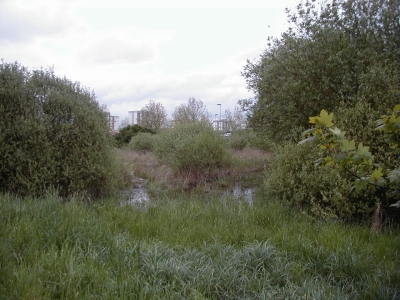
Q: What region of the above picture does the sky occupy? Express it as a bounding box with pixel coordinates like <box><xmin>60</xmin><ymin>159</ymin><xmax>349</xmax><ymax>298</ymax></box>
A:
<box><xmin>0</xmin><ymin>0</ymin><xmax>301</xmax><ymax>124</ymax></box>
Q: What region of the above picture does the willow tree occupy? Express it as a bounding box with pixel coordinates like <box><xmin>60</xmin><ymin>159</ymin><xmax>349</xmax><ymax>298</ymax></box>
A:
<box><xmin>242</xmin><ymin>0</ymin><xmax>399</xmax><ymax>143</ymax></box>
<box><xmin>0</xmin><ymin>62</ymin><xmax>122</xmax><ymax>198</ymax></box>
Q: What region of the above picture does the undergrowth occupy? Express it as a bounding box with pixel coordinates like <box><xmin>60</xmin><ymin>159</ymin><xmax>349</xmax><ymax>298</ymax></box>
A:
<box><xmin>1</xmin><ymin>192</ymin><xmax>399</xmax><ymax>299</ymax></box>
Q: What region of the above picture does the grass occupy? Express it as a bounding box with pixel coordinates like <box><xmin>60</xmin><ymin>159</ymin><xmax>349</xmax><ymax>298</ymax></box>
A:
<box><xmin>1</xmin><ymin>190</ymin><xmax>399</xmax><ymax>299</ymax></box>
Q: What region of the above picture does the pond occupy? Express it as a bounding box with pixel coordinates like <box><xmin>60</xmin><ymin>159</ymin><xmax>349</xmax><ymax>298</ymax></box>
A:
<box><xmin>121</xmin><ymin>180</ymin><xmax>257</xmax><ymax>206</ymax></box>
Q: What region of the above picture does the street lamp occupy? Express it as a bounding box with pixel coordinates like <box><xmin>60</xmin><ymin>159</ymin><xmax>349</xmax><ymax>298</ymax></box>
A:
<box><xmin>217</xmin><ymin>103</ymin><xmax>221</xmax><ymax>131</ymax></box>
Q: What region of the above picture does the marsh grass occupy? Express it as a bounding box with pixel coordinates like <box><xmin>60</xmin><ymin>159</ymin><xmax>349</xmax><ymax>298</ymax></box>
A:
<box><xmin>117</xmin><ymin>148</ymin><xmax>272</xmax><ymax>193</ymax></box>
<box><xmin>1</xmin><ymin>192</ymin><xmax>399</xmax><ymax>299</ymax></box>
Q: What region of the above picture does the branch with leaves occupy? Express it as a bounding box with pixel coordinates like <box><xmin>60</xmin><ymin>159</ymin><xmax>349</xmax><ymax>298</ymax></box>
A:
<box><xmin>299</xmin><ymin>105</ymin><xmax>400</xmax><ymax>207</ymax></box>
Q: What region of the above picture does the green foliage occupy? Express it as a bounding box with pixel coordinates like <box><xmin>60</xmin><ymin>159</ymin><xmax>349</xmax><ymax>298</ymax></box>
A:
<box><xmin>228</xmin><ymin>129</ymin><xmax>253</xmax><ymax>150</ymax></box>
<box><xmin>128</xmin><ymin>132</ymin><xmax>157</xmax><ymax>152</ymax></box>
<box><xmin>114</xmin><ymin>124</ymin><xmax>156</xmax><ymax>148</ymax></box>
<box><xmin>299</xmin><ymin>106</ymin><xmax>400</xmax><ymax>208</ymax></box>
<box><xmin>242</xmin><ymin>0</ymin><xmax>399</xmax><ymax>142</ymax></box>
<box><xmin>265</xmin><ymin>143</ymin><xmax>377</xmax><ymax>220</ymax></box>
<box><xmin>0</xmin><ymin>62</ymin><xmax>123</xmax><ymax>198</ymax></box>
<box><xmin>155</xmin><ymin>122</ymin><xmax>231</xmax><ymax>176</ymax></box>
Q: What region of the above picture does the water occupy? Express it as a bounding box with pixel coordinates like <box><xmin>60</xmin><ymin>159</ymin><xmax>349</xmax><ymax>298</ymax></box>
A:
<box><xmin>221</xmin><ymin>183</ymin><xmax>256</xmax><ymax>205</ymax></box>
<box><xmin>121</xmin><ymin>179</ymin><xmax>150</xmax><ymax>206</ymax></box>
<box><xmin>121</xmin><ymin>180</ymin><xmax>257</xmax><ymax>206</ymax></box>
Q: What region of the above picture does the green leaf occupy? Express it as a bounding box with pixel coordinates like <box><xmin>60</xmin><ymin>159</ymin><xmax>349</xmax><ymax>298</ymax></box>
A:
<box><xmin>370</xmin><ymin>168</ymin><xmax>383</xmax><ymax>181</ymax></box>
<box><xmin>309</xmin><ymin>110</ymin><xmax>334</xmax><ymax>128</ymax></box>
<box><xmin>356</xmin><ymin>143</ymin><xmax>370</xmax><ymax>156</ymax></box>
<box><xmin>339</xmin><ymin>139</ymin><xmax>355</xmax><ymax>152</ymax></box>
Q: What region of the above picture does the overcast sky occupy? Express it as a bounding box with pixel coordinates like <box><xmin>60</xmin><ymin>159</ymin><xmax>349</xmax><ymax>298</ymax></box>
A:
<box><xmin>0</xmin><ymin>0</ymin><xmax>300</xmax><ymax>122</ymax></box>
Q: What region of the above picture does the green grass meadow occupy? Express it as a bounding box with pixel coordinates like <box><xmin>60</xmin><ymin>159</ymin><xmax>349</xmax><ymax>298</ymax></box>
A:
<box><xmin>1</xmin><ymin>190</ymin><xmax>399</xmax><ymax>299</ymax></box>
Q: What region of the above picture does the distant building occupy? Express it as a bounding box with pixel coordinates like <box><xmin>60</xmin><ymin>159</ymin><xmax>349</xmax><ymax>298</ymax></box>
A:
<box><xmin>105</xmin><ymin>112</ymin><xmax>119</xmax><ymax>133</ymax></box>
<box><xmin>213</xmin><ymin>118</ymin><xmax>229</xmax><ymax>132</ymax></box>
<box><xmin>128</xmin><ymin>110</ymin><xmax>142</xmax><ymax>125</ymax></box>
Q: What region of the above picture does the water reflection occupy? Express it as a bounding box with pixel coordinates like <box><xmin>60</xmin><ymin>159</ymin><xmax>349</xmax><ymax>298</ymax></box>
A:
<box><xmin>122</xmin><ymin>181</ymin><xmax>256</xmax><ymax>206</ymax></box>
<box><xmin>121</xmin><ymin>179</ymin><xmax>150</xmax><ymax>206</ymax></box>
<box><xmin>222</xmin><ymin>183</ymin><xmax>256</xmax><ymax>205</ymax></box>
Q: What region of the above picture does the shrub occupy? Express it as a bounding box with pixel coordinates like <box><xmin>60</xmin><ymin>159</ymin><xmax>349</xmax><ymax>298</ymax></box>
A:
<box><xmin>128</xmin><ymin>132</ymin><xmax>157</xmax><ymax>152</ymax></box>
<box><xmin>228</xmin><ymin>129</ymin><xmax>249</xmax><ymax>150</ymax></box>
<box><xmin>114</xmin><ymin>124</ymin><xmax>156</xmax><ymax>148</ymax></box>
<box><xmin>155</xmin><ymin>122</ymin><xmax>231</xmax><ymax>183</ymax></box>
<box><xmin>265</xmin><ymin>142</ymin><xmax>380</xmax><ymax>221</ymax></box>
<box><xmin>0</xmin><ymin>62</ymin><xmax>123</xmax><ymax>198</ymax></box>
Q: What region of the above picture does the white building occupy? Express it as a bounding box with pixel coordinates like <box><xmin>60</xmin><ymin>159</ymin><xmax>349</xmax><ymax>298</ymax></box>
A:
<box><xmin>128</xmin><ymin>110</ymin><xmax>142</xmax><ymax>125</ymax></box>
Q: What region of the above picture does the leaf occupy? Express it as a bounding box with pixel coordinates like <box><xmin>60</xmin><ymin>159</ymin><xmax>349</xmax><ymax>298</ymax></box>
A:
<box><xmin>314</xmin><ymin>157</ymin><xmax>324</xmax><ymax>167</ymax></box>
<box><xmin>309</xmin><ymin>110</ymin><xmax>334</xmax><ymax>128</ymax></box>
<box><xmin>388</xmin><ymin>169</ymin><xmax>400</xmax><ymax>184</ymax></box>
<box><xmin>370</xmin><ymin>168</ymin><xmax>383</xmax><ymax>181</ymax></box>
<box><xmin>329</xmin><ymin>126</ymin><xmax>344</xmax><ymax>137</ymax></box>
<box><xmin>318</xmin><ymin>110</ymin><xmax>334</xmax><ymax>127</ymax></box>
<box><xmin>339</xmin><ymin>139</ymin><xmax>355</xmax><ymax>152</ymax></box>
<box><xmin>356</xmin><ymin>143</ymin><xmax>370</xmax><ymax>156</ymax></box>
<box><xmin>301</xmin><ymin>127</ymin><xmax>316</xmax><ymax>136</ymax></box>
<box><xmin>298</xmin><ymin>135</ymin><xmax>319</xmax><ymax>147</ymax></box>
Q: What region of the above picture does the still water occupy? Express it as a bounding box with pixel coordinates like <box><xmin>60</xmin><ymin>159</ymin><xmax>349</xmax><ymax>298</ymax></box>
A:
<box><xmin>121</xmin><ymin>181</ymin><xmax>256</xmax><ymax>206</ymax></box>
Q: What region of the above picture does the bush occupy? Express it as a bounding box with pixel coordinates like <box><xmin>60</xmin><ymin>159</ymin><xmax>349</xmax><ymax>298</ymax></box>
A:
<box><xmin>114</xmin><ymin>124</ymin><xmax>156</xmax><ymax>148</ymax></box>
<box><xmin>265</xmin><ymin>143</ymin><xmax>380</xmax><ymax>221</ymax></box>
<box><xmin>0</xmin><ymin>62</ymin><xmax>123</xmax><ymax>198</ymax></box>
<box><xmin>228</xmin><ymin>129</ymin><xmax>250</xmax><ymax>150</ymax></box>
<box><xmin>128</xmin><ymin>132</ymin><xmax>157</xmax><ymax>152</ymax></box>
<box><xmin>155</xmin><ymin>122</ymin><xmax>231</xmax><ymax>182</ymax></box>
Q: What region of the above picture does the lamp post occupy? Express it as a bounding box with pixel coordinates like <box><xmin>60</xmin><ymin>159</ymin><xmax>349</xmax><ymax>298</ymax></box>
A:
<box><xmin>217</xmin><ymin>103</ymin><xmax>221</xmax><ymax>131</ymax></box>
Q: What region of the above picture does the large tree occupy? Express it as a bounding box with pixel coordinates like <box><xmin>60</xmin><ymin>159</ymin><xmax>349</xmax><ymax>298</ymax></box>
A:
<box><xmin>140</xmin><ymin>99</ymin><xmax>167</xmax><ymax>131</ymax></box>
<box><xmin>172</xmin><ymin>97</ymin><xmax>211</xmax><ymax>125</ymax></box>
<box><xmin>242</xmin><ymin>0</ymin><xmax>399</xmax><ymax>143</ymax></box>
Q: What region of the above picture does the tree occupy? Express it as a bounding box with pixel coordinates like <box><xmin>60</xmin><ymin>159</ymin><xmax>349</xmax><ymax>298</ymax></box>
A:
<box><xmin>114</xmin><ymin>124</ymin><xmax>156</xmax><ymax>148</ymax></box>
<box><xmin>119</xmin><ymin>117</ymin><xmax>130</xmax><ymax>129</ymax></box>
<box><xmin>172</xmin><ymin>97</ymin><xmax>211</xmax><ymax>125</ymax></box>
<box><xmin>242</xmin><ymin>0</ymin><xmax>399</xmax><ymax>143</ymax></box>
<box><xmin>224</xmin><ymin>106</ymin><xmax>247</xmax><ymax>131</ymax></box>
<box><xmin>140</xmin><ymin>100</ymin><xmax>167</xmax><ymax>131</ymax></box>
<box><xmin>0</xmin><ymin>61</ymin><xmax>122</xmax><ymax>198</ymax></box>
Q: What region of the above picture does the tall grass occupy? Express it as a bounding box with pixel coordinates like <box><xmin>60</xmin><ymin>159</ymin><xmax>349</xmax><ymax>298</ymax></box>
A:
<box><xmin>1</xmin><ymin>192</ymin><xmax>399</xmax><ymax>299</ymax></box>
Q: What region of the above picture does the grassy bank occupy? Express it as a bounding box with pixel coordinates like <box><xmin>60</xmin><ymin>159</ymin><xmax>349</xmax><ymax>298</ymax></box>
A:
<box><xmin>1</xmin><ymin>192</ymin><xmax>399</xmax><ymax>299</ymax></box>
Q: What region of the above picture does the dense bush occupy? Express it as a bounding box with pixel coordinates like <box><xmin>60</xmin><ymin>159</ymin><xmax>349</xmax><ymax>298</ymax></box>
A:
<box><xmin>265</xmin><ymin>142</ymin><xmax>383</xmax><ymax>221</ymax></box>
<box><xmin>128</xmin><ymin>132</ymin><xmax>157</xmax><ymax>152</ymax></box>
<box><xmin>228</xmin><ymin>129</ymin><xmax>250</xmax><ymax>150</ymax></box>
<box><xmin>0</xmin><ymin>62</ymin><xmax>123</xmax><ymax>198</ymax></box>
<box><xmin>155</xmin><ymin>122</ymin><xmax>231</xmax><ymax>181</ymax></box>
<box><xmin>114</xmin><ymin>124</ymin><xmax>156</xmax><ymax>148</ymax></box>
